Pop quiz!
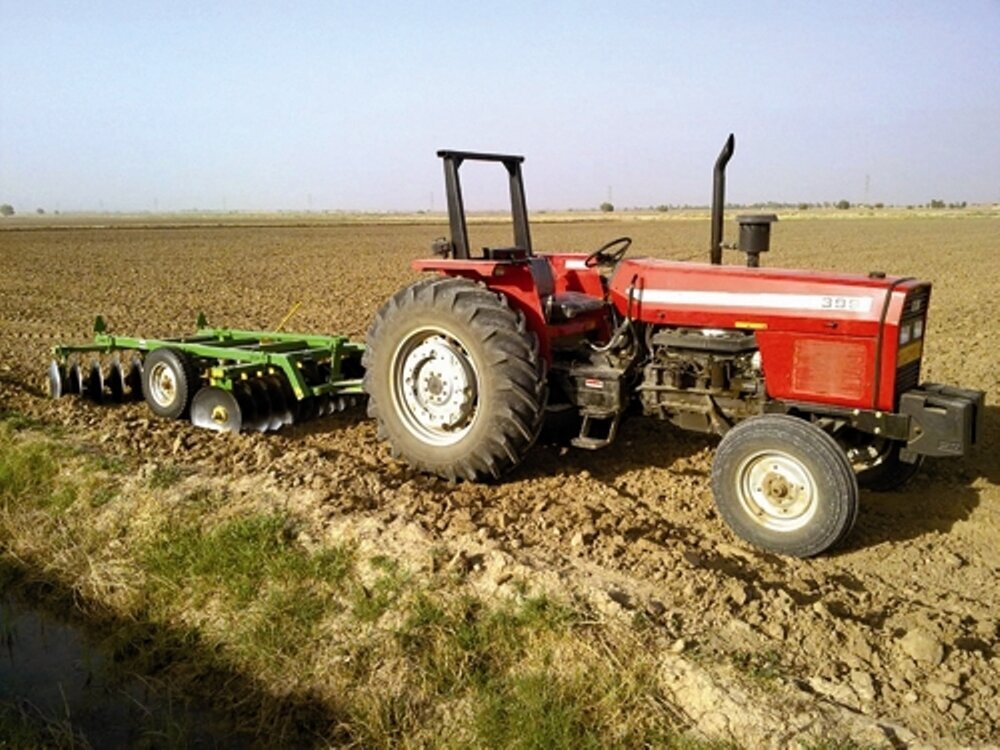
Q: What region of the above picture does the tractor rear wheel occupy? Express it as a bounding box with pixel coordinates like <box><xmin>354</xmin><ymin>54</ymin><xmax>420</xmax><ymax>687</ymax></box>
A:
<box><xmin>142</xmin><ymin>348</ymin><xmax>200</xmax><ymax>420</ymax></box>
<box><xmin>711</xmin><ymin>415</ymin><xmax>859</xmax><ymax>557</ymax></box>
<box><xmin>364</xmin><ymin>277</ymin><xmax>546</xmax><ymax>481</ymax></box>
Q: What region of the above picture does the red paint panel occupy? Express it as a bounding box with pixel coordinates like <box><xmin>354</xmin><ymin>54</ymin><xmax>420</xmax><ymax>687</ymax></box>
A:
<box><xmin>791</xmin><ymin>338</ymin><xmax>868</xmax><ymax>402</ymax></box>
<box><xmin>757</xmin><ymin>332</ymin><xmax>877</xmax><ymax>408</ymax></box>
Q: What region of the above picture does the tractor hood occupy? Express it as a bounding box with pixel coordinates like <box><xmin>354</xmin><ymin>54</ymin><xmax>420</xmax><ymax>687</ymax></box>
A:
<box><xmin>609</xmin><ymin>258</ymin><xmax>925</xmax><ymax>334</ymax></box>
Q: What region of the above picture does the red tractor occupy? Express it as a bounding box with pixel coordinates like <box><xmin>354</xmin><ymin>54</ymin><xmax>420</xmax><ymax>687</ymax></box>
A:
<box><xmin>362</xmin><ymin>136</ymin><xmax>983</xmax><ymax>557</ymax></box>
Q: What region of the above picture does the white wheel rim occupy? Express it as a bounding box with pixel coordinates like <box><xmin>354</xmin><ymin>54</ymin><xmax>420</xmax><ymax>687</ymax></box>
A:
<box><xmin>148</xmin><ymin>361</ymin><xmax>178</xmax><ymax>408</ymax></box>
<box><xmin>735</xmin><ymin>450</ymin><xmax>818</xmax><ymax>532</ymax></box>
<box><xmin>391</xmin><ymin>327</ymin><xmax>478</xmax><ymax>446</ymax></box>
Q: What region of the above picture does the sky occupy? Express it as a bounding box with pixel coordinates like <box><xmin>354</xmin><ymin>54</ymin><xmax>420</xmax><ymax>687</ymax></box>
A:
<box><xmin>1</xmin><ymin>1</ymin><xmax>997</xmax><ymax>212</ymax></box>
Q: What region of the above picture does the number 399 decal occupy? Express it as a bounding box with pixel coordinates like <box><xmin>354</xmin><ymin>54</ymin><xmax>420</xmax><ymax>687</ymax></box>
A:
<box><xmin>820</xmin><ymin>296</ymin><xmax>864</xmax><ymax>311</ymax></box>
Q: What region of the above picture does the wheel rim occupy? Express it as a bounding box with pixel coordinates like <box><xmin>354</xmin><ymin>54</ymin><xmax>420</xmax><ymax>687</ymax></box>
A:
<box><xmin>148</xmin><ymin>361</ymin><xmax>178</xmax><ymax>408</ymax></box>
<box><xmin>735</xmin><ymin>450</ymin><xmax>818</xmax><ymax>532</ymax></box>
<box><xmin>391</xmin><ymin>327</ymin><xmax>479</xmax><ymax>446</ymax></box>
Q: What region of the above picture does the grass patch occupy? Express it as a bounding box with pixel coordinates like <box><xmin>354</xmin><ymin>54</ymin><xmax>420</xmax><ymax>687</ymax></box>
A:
<box><xmin>475</xmin><ymin>671</ymin><xmax>602</xmax><ymax>750</ymax></box>
<box><xmin>148</xmin><ymin>463</ymin><xmax>184</xmax><ymax>489</ymax></box>
<box><xmin>0</xmin><ymin>700</ymin><xmax>86</xmax><ymax>750</ymax></box>
<box><xmin>143</xmin><ymin>513</ymin><xmax>354</xmax><ymax>604</ymax></box>
<box><xmin>0</xmin><ymin>418</ymin><xmax>743</xmax><ymax>748</ymax></box>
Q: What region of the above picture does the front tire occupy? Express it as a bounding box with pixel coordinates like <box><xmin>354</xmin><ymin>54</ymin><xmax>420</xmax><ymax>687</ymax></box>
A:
<box><xmin>363</xmin><ymin>277</ymin><xmax>546</xmax><ymax>481</ymax></box>
<box><xmin>711</xmin><ymin>415</ymin><xmax>859</xmax><ymax>557</ymax></box>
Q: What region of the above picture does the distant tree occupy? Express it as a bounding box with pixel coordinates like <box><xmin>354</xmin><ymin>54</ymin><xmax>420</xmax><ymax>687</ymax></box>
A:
<box><xmin>874</xmin><ymin>202</ymin><xmax>884</xmax><ymax>209</ymax></box>
<box><xmin>36</xmin><ymin>207</ymin><xmax>45</xmax><ymax>215</ymax></box>
<box><xmin>655</xmin><ymin>204</ymin><xmax>670</xmax><ymax>212</ymax></box>
<box><xmin>0</xmin><ymin>204</ymin><xmax>13</xmax><ymax>217</ymax></box>
<box><xmin>599</xmin><ymin>202</ymin><xmax>614</xmax><ymax>213</ymax></box>
<box><xmin>797</xmin><ymin>202</ymin><xmax>810</xmax><ymax>210</ymax></box>
<box><xmin>929</xmin><ymin>199</ymin><xmax>945</xmax><ymax>209</ymax></box>
<box><xmin>836</xmin><ymin>199</ymin><xmax>851</xmax><ymax>210</ymax></box>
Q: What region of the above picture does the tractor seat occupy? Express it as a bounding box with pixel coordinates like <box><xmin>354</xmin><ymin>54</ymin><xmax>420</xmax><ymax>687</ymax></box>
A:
<box><xmin>528</xmin><ymin>257</ymin><xmax>605</xmax><ymax>323</ymax></box>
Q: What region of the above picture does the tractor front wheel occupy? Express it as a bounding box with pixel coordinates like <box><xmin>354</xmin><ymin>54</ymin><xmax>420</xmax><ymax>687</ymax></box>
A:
<box><xmin>363</xmin><ymin>277</ymin><xmax>546</xmax><ymax>481</ymax></box>
<box><xmin>711</xmin><ymin>415</ymin><xmax>859</xmax><ymax>557</ymax></box>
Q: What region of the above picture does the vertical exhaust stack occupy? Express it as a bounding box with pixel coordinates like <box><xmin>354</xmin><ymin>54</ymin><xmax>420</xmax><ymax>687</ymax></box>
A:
<box><xmin>710</xmin><ymin>134</ymin><xmax>735</xmax><ymax>265</ymax></box>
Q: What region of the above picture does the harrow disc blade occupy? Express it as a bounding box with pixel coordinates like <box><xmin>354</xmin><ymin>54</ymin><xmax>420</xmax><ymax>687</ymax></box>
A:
<box><xmin>246</xmin><ymin>379</ymin><xmax>273</xmax><ymax>433</ymax></box>
<box><xmin>262</xmin><ymin>376</ymin><xmax>293</xmax><ymax>429</ymax></box>
<box><xmin>232</xmin><ymin>381</ymin><xmax>263</xmax><ymax>432</ymax></box>
<box><xmin>48</xmin><ymin>361</ymin><xmax>68</xmax><ymax>399</ymax></box>
<box><xmin>191</xmin><ymin>386</ymin><xmax>243</xmax><ymax>433</ymax></box>
<box><xmin>296</xmin><ymin>396</ymin><xmax>320</xmax><ymax>423</ymax></box>
<box><xmin>106</xmin><ymin>358</ymin><xmax>126</xmax><ymax>402</ymax></box>
<box><xmin>67</xmin><ymin>363</ymin><xmax>83</xmax><ymax>395</ymax></box>
<box><xmin>84</xmin><ymin>359</ymin><xmax>104</xmax><ymax>402</ymax></box>
<box><xmin>316</xmin><ymin>393</ymin><xmax>332</xmax><ymax>417</ymax></box>
<box><xmin>125</xmin><ymin>355</ymin><xmax>144</xmax><ymax>401</ymax></box>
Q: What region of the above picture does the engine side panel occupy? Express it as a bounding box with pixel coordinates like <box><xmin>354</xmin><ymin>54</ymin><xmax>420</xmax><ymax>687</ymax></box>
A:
<box><xmin>609</xmin><ymin>259</ymin><xmax>923</xmax><ymax>411</ymax></box>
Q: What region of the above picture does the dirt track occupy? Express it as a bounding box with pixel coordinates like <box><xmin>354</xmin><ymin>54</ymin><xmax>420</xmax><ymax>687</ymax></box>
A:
<box><xmin>1</xmin><ymin>215</ymin><xmax>998</xmax><ymax>745</ymax></box>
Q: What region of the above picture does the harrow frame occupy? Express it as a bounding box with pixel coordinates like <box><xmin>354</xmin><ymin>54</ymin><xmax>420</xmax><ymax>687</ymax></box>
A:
<box><xmin>51</xmin><ymin>315</ymin><xmax>365</xmax><ymax>431</ymax></box>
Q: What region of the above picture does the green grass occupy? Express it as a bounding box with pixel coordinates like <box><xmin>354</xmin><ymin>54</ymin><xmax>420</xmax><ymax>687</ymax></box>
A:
<box><xmin>0</xmin><ymin>701</ymin><xmax>88</xmax><ymax>750</ymax></box>
<box><xmin>143</xmin><ymin>512</ymin><xmax>354</xmax><ymax>603</ymax></box>
<box><xmin>148</xmin><ymin>463</ymin><xmax>184</xmax><ymax>489</ymax></box>
<box><xmin>0</xmin><ymin>418</ymin><xmax>738</xmax><ymax>748</ymax></box>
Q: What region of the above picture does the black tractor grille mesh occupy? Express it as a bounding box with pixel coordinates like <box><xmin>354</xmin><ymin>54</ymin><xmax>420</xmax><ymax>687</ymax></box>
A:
<box><xmin>895</xmin><ymin>359</ymin><xmax>921</xmax><ymax>395</ymax></box>
<box><xmin>901</xmin><ymin>285</ymin><xmax>931</xmax><ymax>325</ymax></box>
<box><xmin>894</xmin><ymin>285</ymin><xmax>930</xmax><ymax>404</ymax></box>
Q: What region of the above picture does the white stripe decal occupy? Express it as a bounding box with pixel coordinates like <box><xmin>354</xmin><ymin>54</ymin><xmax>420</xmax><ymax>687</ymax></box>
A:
<box><xmin>636</xmin><ymin>289</ymin><xmax>874</xmax><ymax>313</ymax></box>
<box><xmin>564</xmin><ymin>259</ymin><xmax>588</xmax><ymax>270</ymax></box>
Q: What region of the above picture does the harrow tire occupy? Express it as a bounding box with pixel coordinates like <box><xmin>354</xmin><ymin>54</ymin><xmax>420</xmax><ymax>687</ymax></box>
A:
<box><xmin>142</xmin><ymin>348</ymin><xmax>200</xmax><ymax>420</ymax></box>
<box><xmin>364</xmin><ymin>276</ymin><xmax>546</xmax><ymax>482</ymax></box>
<box><xmin>711</xmin><ymin>415</ymin><xmax>859</xmax><ymax>558</ymax></box>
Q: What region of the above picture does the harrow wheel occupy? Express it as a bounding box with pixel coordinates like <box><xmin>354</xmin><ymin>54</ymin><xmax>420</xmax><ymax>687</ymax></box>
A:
<box><xmin>47</xmin><ymin>361</ymin><xmax>68</xmax><ymax>398</ymax></box>
<box><xmin>142</xmin><ymin>348</ymin><xmax>200</xmax><ymax>420</ymax></box>
<box><xmin>191</xmin><ymin>386</ymin><xmax>243</xmax><ymax>433</ymax></box>
<box><xmin>84</xmin><ymin>359</ymin><xmax>104</xmax><ymax>402</ymax></box>
<box><xmin>711</xmin><ymin>415</ymin><xmax>859</xmax><ymax>558</ymax></box>
<box><xmin>364</xmin><ymin>277</ymin><xmax>546</xmax><ymax>482</ymax></box>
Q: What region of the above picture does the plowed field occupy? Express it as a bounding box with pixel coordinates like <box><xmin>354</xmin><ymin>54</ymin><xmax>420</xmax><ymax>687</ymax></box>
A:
<box><xmin>1</xmin><ymin>214</ymin><xmax>997</xmax><ymax>746</ymax></box>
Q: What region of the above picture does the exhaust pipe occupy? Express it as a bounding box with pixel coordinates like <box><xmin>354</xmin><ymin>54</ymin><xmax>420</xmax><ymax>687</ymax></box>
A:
<box><xmin>710</xmin><ymin>133</ymin><xmax>735</xmax><ymax>265</ymax></box>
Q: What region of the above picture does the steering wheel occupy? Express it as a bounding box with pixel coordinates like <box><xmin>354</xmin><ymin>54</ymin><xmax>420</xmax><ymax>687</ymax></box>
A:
<box><xmin>585</xmin><ymin>236</ymin><xmax>632</xmax><ymax>268</ymax></box>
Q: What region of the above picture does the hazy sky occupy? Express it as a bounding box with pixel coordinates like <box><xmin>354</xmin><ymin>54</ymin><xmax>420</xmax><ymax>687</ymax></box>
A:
<box><xmin>1</xmin><ymin>1</ymin><xmax>997</xmax><ymax>212</ymax></box>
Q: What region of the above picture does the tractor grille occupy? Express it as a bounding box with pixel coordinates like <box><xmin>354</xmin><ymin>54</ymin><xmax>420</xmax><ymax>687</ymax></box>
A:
<box><xmin>893</xmin><ymin>285</ymin><xmax>931</xmax><ymax>403</ymax></box>
<box><xmin>895</xmin><ymin>358</ymin><xmax>921</xmax><ymax>395</ymax></box>
<box><xmin>901</xmin><ymin>285</ymin><xmax>931</xmax><ymax>324</ymax></box>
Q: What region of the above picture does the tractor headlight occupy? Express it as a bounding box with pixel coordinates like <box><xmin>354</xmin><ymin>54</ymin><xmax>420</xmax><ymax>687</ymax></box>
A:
<box><xmin>899</xmin><ymin>324</ymin><xmax>911</xmax><ymax>346</ymax></box>
<box><xmin>912</xmin><ymin>319</ymin><xmax>924</xmax><ymax>339</ymax></box>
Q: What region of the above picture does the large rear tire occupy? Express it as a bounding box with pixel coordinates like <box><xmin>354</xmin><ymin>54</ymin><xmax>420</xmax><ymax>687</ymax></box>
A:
<box><xmin>711</xmin><ymin>415</ymin><xmax>859</xmax><ymax>557</ymax></box>
<box><xmin>363</xmin><ymin>277</ymin><xmax>546</xmax><ymax>481</ymax></box>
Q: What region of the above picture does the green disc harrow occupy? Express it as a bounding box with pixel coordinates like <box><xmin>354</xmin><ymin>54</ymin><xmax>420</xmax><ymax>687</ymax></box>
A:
<box><xmin>48</xmin><ymin>315</ymin><xmax>365</xmax><ymax>433</ymax></box>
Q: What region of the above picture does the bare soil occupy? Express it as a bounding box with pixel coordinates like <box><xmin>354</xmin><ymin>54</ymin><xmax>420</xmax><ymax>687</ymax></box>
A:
<box><xmin>1</xmin><ymin>215</ymin><xmax>997</xmax><ymax>746</ymax></box>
